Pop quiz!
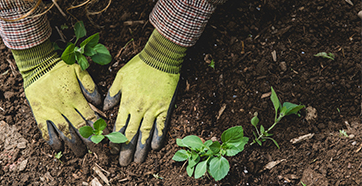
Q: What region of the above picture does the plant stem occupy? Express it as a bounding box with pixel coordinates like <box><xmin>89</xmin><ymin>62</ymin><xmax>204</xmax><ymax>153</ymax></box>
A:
<box><xmin>250</xmin><ymin>115</ymin><xmax>283</xmax><ymax>146</ymax></box>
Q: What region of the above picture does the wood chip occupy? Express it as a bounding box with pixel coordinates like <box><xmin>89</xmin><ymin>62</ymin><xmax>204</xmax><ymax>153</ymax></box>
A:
<box><xmin>345</xmin><ymin>0</ymin><xmax>353</xmax><ymax>6</ymax></box>
<box><xmin>18</xmin><ymin>159</ymin><xmax>28</xmax><ymax>172</ymax></box>
<box><xmin>290</xmin><ymin>133</ymin><xmax>314</xmax><ymax>144</ymax></box>
<box><xmin>261</xmin><ymin>159</ymin><xmax>286</xmax><ymax>172</ymax></box>
<box><xmin>271</xmin><ymin>50</ymin><xmax>277</xmax><ymax>62</ymax></box>
<box><xmin>216</xmin><ymin>103</ymin><xmax>227</xmax><ymax>120</ymax></box>
<box><xmin>355</xmin><ymin>143</ymin><xmax>362</xmax><ymax>153</ymax></box>
<box><xmin>89</xmin><ymin>103</ymin><xmax>107</xmax><ymax>118</ymax></box>
<box><xmin>261</xmin><ymin>92</ymin><xmax>271</xmax><ymax>99</ymax></box>
<box><xmin>93</xmin><ymin>166</ymin><xmax>109</xmax><ymax>186</ymax></box>
<box><xmin>123</xmin><ymin>20</ymin><xmax>145</xmax><ymax>26</ymax></box>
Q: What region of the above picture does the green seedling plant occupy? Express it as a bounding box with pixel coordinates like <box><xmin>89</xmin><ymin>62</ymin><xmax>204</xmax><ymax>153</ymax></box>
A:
<box><xmin>55</xmin><ymin>151</ymin><xmax>63</xmax><ymax>163</ymax></box>
<box><xmin>250</xmin><ymin>87</ymin><xmax>305</xmax><ymax>148</ymax></box>
<box><xmin>61</xmin><ymin>21</ymin><xmax>112</xmax><ymax>70</ymax></box>
<box><xmin>79</xmin><ymin>118</ymin><xmax>128</xmax><ymax>144</ymax></box>
<box><xmin>172</xmin><ymin>126</ymin><xmax>248</xmax><ymax>181</ymax></box>
<box><xmin>314</xmin><ymin>52</ymin><xmax>335</xmax><ymax>60</ymax></box>
<box><xmin>339</xmin><ymin>129</ymin><xmax>348</xmax><ymax>137</ymax></box>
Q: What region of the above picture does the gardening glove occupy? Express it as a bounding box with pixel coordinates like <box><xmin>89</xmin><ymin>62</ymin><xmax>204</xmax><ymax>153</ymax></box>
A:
<box><xmin>104</xmin><ymin>29</ymin><xmax>187</xmax><ymax>166</ymax></box>
<box><xmin>12</xmin><ymin>40</ymin><xmax>101</xmax><ymax>157</ymax></box>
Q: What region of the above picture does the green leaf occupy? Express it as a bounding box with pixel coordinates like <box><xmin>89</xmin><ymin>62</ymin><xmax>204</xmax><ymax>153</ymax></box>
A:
<box><xmin>172</xmin><ymin>149</ymin><xmax>190</xmax><ymax>162</ymax></box>
<box><xmin>282</xmin><ymin>102</ymin><xmax>305</xmax><ymax>116</ymax></box>
<box><xmin>204</xmin><ymin>140</ymin><xmax>213</xmax><ymax>147</ymax></box>
<box><xmin>194</xmin><ymin>160</ymin><xmax>207</xmax><ymax>179</ymax></box>
<box><xmin>91</xmin><ymin>134</ymin><xmax>104</xmax><ymax>144</ymax></box>
<box><xmin>270</xmin><ymin>86</ymin><xmax>282</xmax><ymax>113</ymax></box>
<box><xmin>84</xmin><ymin>46</ymin><xmax>97</xmax><ymax>57</ymax></box>
<box><xmin>186</xmin><ymin>163</ymin><xmax>195</xmax><ymax>177</ymax></box>
<box><xmin>209</xmin><ymin>141</ymin><xmax>221</xmax><ymax>154</ymax></box>
<box><xmin>91</xmin><ymin>44</ymin><xmax>112</xmax><ymax>65</ymax></box>
<box><xmin>105</xmin><ymin>132</ymin><xmax>128</xmax><ymax>143</ymax></box>
<box><xmin>79</xmin><ymin>126</ymin><xmax>94</xmax><ymax>138</ymax></box>
<box><xmin>93</xmin><ymin>118</ymin><xmax>107</xmax><ymax>132</ymax></box>
<box><xmin>189</xmin><ymin>151</ymin><xmax>200</xmax><ymax>168</ymax></box>
<box><xmin>208</xmin><ymin>156</ymin><xmax>230</xmax><ymax>181</ymax></box>
<box><xmin>176</xmin><ymin>138</ymin><xmax>188</xmax><ymax>147</ymax></box>
<box><xmin>74</xmin><ymin>21</ymin><xmax>86</xmax><ymax>41</ymax></box>
<box><xmin>221</xmin><ymin>126</ymin><xmax>245</xmax><ymax>147</ymax></box>
<box><xmin>80</xmin><ymin>33</ymin><xmax>99</xmax><ymax>48</ymax></box>
<box><xmin>256</xmin><ymin>138</ymin><xmax>262</xmax><ymax>146</ymax></box>
<box><xmin>251</xmin><ymin>114</ymin><xmax>259</xmax><ymax>127</ymax></box>
<box><xmin>224</xmin><ymin>136</ymin><xmax>248</xmax><ymax>156</ymax></box>
<box><xmin>61</xmin><ymin>43</ymin><xmax>76</xmax><ymax>64</ymax></box>
<box><xmin>260</xmin><ymin>125</ymin><xmax>265</xmax><ymax>134</ymax></box>
<box><xmin>182</xmin><ymin>135</ymin><xmax>204</xmax><ymax>150</ymax></box>
<box><xmin>265</xmin><ymin>137</ymin><xmax>280</xmax><ymax>149</ymax></box>
<box><xmin>75</xmin><ymin>53</ymin><xmax>89</xmax><ymax>71</ymax></box>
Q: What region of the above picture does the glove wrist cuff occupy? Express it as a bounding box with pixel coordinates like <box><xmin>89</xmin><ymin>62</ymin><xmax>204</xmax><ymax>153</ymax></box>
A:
<box><xmin>139</xmin><ymin>29</ymin><xmax>187</xmax><ymax>74</ymax></box>
<box><xmin>12</xmin><ymin>40</ymin><xmax>60</xmax><ymax>88</ymax></box>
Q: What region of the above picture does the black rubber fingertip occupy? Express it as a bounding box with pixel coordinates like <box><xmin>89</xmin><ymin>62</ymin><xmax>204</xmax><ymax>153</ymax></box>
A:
<box><xmin>78</xmin><ymin>80</ymin><xmax>102</xmax><ymax>106</ymax></box>
<box><xmin>151</xmin><ymin>127</ymin><xmax>164</xmax><ymax>150</ymax></box>
<box><xmin>67</xmin><ymin>123</ymin><xmax>87</xmax><ymax>157</ymax></box>
<box><xmin>134</xmin><ymin>131</ymin><xmax>152</xmax><ymax>163</ymax></box>
<box><xmin>52</xmin><ymin>116</ymin><xmax>87</xmax><ymax>157</ymax></box>
<box><xmin>119</xmin><ymin>135</ymin><xmax>138</xmax><ymax>166</ymax></box>
<box><xmin>103</xmin><ymin>91</ymin><xmax>121</xmax><ymax>110</ymax></box>
<box><xmin>46</xmin><ymin>121</ymin><xmax>63</xmax><ymax>152</ymax></box>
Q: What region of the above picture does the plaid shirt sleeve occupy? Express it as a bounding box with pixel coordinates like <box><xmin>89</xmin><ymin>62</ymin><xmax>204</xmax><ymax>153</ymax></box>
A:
<box><xmin>149</xmin><ymin>0</ymin><xmax>227</xmax><ymax>47</ymax></box>
<box><xmin>0</xmin><ymin>0</ymin><xmax>51</xmax><ymax>50</ymax></box>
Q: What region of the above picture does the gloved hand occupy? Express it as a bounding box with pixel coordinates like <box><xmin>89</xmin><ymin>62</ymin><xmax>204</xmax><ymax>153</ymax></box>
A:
<box><xmin>12</xmin><ymin>40</ymin><xmax>101</xmax><ymax>157</ymax></box>
<box><xmin>104</xmin><ymin>29</ymin><xmax>187</xmax><ymax>166</ymax></box>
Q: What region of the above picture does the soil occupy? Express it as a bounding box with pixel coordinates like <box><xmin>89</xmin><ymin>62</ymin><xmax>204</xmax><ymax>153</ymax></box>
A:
<box><xmin>0</xmin><ymin>0</ymin><xmax>361</xmax><ymax>185</ymax></box>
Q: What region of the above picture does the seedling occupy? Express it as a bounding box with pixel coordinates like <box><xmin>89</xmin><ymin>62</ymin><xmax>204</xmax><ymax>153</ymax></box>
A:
<box><xmin>339</xmin><ymin>129</ymin><xmax>348</xmax><ymax>137</ymax></box>
<box><xmin>61</xmin><ymin>21</ymin><xmax>112</xmax><ymax>70</ymax></box>
<box><xmin>209</xmin><ymin>59</ymin><xmax>215</xmax><ymax>69</ymax></box>
<box><xmin>250</xmin><ymin>87</ymin><xmax>305</xmax><ymax>148</ymax></box>
<box><xmin>79</xmin><ymin>118</ymin><xmax>128</xmax><ymax>144</ymax></box>
<box><xmin>55</xmin><ymin>151</ymin><xmax>63</xmax><ymax>163</ymax></box>
<box><xmin>314</xmin><ymin>52</ymin><xmax>335</xmax><ymax>60</ymax></box>
<box><xmin>301</xmin><ymin>181</ymin><xmax>307</xmax><ymax>186</ymax></box>
<box><xmin>172</xmin><ymin>126</ymin><xmax>248</xmax><ymax>181</ymax></box>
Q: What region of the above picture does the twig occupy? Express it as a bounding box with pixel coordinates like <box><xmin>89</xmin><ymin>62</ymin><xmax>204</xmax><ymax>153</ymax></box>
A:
<box><xmin>55</xmin><ymin>26</ymin><xmax>66</xmax><ymax>43</ymax></box>
<box><xmin>95</xmin><ymin>163</ymin><xmax>110</xmax><ymax>176</ymax></box>
<box><xmin>179</xmin><ymin>161</ymin><xmax>187</xmax><ymax>174</ymax></box>
<box><xmin>6</xmin><ymin>59</ymin><xmax>17</xmax><ymax>76</ymax></box>
<box><xmin>52</xmin><ymin>0</ymin><xmax>67</xmax><ymax>18</ymax></box>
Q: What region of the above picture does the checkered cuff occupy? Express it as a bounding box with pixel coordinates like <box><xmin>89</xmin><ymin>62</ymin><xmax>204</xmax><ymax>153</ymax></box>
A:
<box><xmin>150</xmin><ymin>0</ymin><xmax>227</xmax><ymax>47</ymax></box>
<box><xmin>0</xmin><ymin>0</ymin><xmax>52</xmax><ymax>50</ymax></box>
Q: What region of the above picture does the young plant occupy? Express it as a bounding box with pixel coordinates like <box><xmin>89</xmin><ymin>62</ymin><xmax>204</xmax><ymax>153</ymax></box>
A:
<box><xmin>250</xmin><ymin>87</ymin><xmax>305</xmax><ymax>148</ymax></box>
<box><xmin>79</xmin><ymin>118</ymin><xmax>128</xmax><ymax>144</ymax></box>
<box><xmin>55</xmin><ymin>151</ymin><xmax>63</xmax><ymax>163</ymax></box>
<box><xmin>61</xmin><ymin>21</ymin><xmax>112</xmax><ymax>70</ymax></box>
<box><xmin>339</xmin><ymin>129</ymin><xmax>348</xmax><ymax>137</ymax></box>
<box><xmin>314</xmin><ymin>52</ymin><xmax>335</xmax><ymax>60</ymax></box>
<box><xmin>172</xmin><ymin>126</ymin><xmax>248</xmax><ymax>181</ymax></box>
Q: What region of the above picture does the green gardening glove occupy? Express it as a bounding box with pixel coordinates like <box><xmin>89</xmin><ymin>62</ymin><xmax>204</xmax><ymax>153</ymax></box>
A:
<box><xmin>104</xmin><ymin>29</ymin><xmax>187</xmax><ymax>166</ymax></box>
<box><xmin>12</xmin><ymin>40</ymin><xmax>101</xmax><ymax>157</ymax></box>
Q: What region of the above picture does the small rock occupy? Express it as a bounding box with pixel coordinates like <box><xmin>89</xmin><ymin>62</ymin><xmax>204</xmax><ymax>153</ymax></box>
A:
<box><xmin>83</xmin><ymin>182</ymin><xmax>89</xmax><ymax>186</ymax></box>
<box><xmin>18</xmin><ymin>159</ymin><xmax>28</xmax><ymax>171</ymax></box>
<box><xmin>17</xmin><ymin>141</ymin><xmax>27</xmax><ymax>149</ymax></box>
<box><xmin>90</xmin><ymin>177</ymin><xmax>102</xmax><ymax>186</ymax></box>
<box><xmin>211</xmin><ymin>136</ymin><xmax>218</xmax><ymax>142</ymax></box>
<box><xmin>279</xmin><ymin>61</ymin><xmax>287</xmax><ymax>71</ymax></box>
<box><xmin>358</xmin><ymin>11</ymin><xmax>362</xmax><ymax>19</ymax></box>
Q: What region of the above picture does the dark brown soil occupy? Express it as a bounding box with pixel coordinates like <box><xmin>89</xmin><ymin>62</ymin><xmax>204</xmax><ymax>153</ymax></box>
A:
<box><xmin>0</xmin><ymin>0</ymin><xmax>361</xmax><ymax>185</ymax></box>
